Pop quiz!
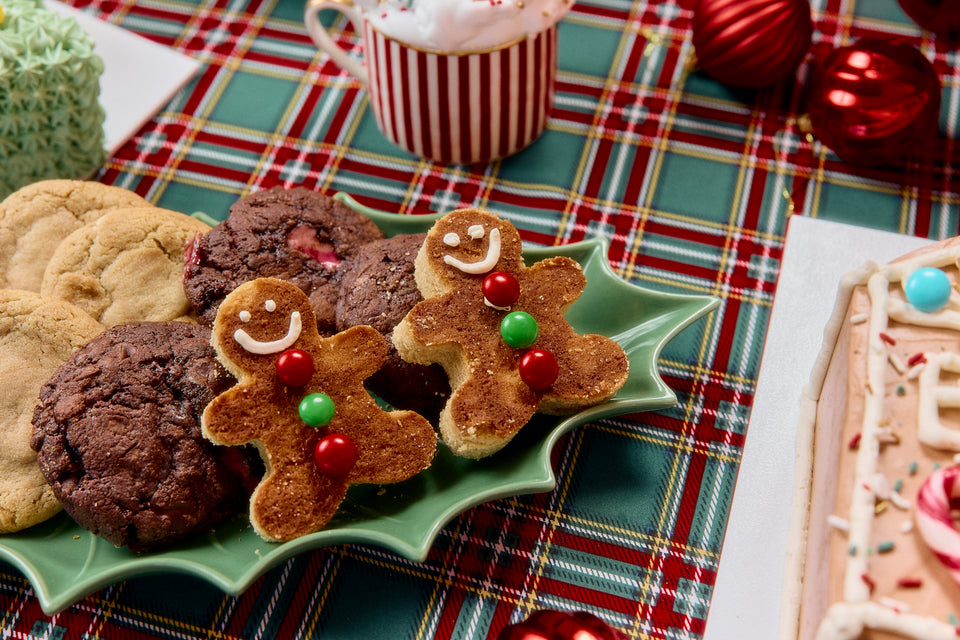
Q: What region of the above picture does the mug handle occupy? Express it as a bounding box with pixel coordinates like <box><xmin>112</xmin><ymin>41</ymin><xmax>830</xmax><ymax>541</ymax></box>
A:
<box><xmin>304</xmin><ymin>0</ymin><xmax>369</xmax><ymax>85</ymax></box>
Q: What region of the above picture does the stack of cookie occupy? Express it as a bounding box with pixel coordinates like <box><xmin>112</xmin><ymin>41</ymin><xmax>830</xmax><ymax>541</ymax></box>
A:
<box><xmin>0</xmin><ymin>180</ymin><xmax>629</xmax><ymax>550</ymax></box>
<box><xmin>0</xmin><ymin>179</ymin><xmax>255</xmax><ymax>550</ymax></box>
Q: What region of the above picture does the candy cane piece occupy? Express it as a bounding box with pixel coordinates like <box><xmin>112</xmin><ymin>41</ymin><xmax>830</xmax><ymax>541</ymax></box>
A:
<box><xmin>915</xmin><ymin>465</ymin><xmax>960</xmax><ymax>588</ymax></box>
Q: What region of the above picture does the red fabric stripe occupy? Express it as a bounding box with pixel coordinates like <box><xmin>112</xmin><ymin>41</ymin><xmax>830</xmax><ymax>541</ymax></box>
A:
<box><xmin>478</xmin><ymin>51</ymin><xmax>492</xmax><ymax>163</ymax></box>
<box><xmin>531</xmin><ymin>31</ymin><xmax>545</xmax><ymax>143</ymax></box>
<box><xmin>457</xmin><ymin>53</ymin><xmax>472</xmax><ymax>163</ymax></box>
<box><xmin>515</xmin><ymin>37</ymin><xmax>529</xmax><ymax>152</ymax></box>
<box><xmin>398</xmin><ymin>45</ymin><xmax>415</xmax><ymax>154</ymax></box>
<box><xmin>415</xmin><ymin>50</ymin><xmax>433</xmax><ymax>159</ymax></box>
<box><xmin>381</xmin><ymin>35</ymin><xmax>398</xmax><ymax>145</ymax></box>
<box><xmin>498</xmin><ymin>45</ymin><xmax>513</xmax><ymax>159</ymax></box>
<box><xmin>436</xmin><ymin>55</ymin><xmax>452</xmax><ymax>162</ymax></box>
<box><xmin>366</xmin><ymin>24</ymin><xmax>385</xmax><ymax>134</ymax></box>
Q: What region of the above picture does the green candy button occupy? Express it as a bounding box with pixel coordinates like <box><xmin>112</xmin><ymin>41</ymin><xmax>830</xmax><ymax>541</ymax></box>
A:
<box><xmin>500</xmin><ymin>311</ymin><xmax>538</xmax><ymax>348</ymax></box>
<box><xmin>299</xmin><ymin>393</ymin><xmax>335</xmax><ymax>427</ymax></box>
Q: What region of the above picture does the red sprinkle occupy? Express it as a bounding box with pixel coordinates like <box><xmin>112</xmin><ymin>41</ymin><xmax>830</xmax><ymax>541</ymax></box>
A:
<box><xmin>908</xmin><ymin>353</ymin><xmax>927</xmax><ymax>366</ymax></box>
<box><xmin>861</xmin><ymin>573</ymin><xmax>876</xmax><ymax>593</ymax></box>
<box><xmin>879</xmin><ymin>332</ymin><xmax>896</xmax><ymax>346</ymax></box>
<box><xmin>897</xmin><ymin>577</ymin><xmax>923</xmax><ymax>588</ymax></box>
<box><xmin>848</xmin><ymin>433</ymin><xmax>862</xmax><ymax>450</ymax></box>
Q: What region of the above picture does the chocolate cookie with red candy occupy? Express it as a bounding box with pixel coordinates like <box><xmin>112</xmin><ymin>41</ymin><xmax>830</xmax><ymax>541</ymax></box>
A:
<box><xmin>202</xmin><ymin>277</ymin><xmax>436</xmax><ymax>542</ymax></box>
<box><xmin>182</xmin><ymin>187</ymin><xmax>384</xmax><ymax>333</ymax></box>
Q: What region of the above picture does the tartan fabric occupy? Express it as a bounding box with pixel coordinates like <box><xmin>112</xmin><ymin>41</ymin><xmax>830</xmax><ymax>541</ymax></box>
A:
<box><xmin>2</xmin><ymin>0</ymin><xmax>960</xmax><ymax>638</ymax></box>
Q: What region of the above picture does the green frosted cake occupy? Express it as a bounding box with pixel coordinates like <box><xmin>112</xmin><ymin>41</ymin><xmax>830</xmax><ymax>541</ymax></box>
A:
<box><xmin>0</xmin><ymin>0</ymin><xmax>106</xmax><ymax>198</ymax></box>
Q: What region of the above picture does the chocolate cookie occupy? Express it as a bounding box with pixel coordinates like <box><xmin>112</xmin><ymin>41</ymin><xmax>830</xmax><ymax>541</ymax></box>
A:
<box><xmin>183</xmin><ymin>187</ymin><xmax>384</xmax><ymax>332</ymax></box>
<box><xmin>31</xmin><ymin>321</ymin><xmax>257</xmax><ymax>551</ymax></box>
<box><xmin>335</xmin><ymin>234</ymin><xmax>449</xmax><ymax>420</ymax></box>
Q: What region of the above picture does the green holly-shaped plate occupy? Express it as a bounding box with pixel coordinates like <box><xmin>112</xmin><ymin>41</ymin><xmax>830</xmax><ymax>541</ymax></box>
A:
<box><xmin>0</xmin><ymin>194</ymin><xmax>718</xmax><ymax>613</ymax></box>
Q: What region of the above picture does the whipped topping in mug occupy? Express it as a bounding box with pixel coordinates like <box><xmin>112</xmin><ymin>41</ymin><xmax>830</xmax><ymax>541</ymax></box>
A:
<box><xmin>354</xmin><ymin>0</ymin><xmax>575</xmax><ymax>52</ymax></box>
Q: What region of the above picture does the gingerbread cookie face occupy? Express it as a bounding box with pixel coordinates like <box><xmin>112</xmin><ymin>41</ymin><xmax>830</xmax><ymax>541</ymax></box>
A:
<box><xmin>202</xmin><ymin>277</ymin><xmax>436</xmax><ymax>542</ymax></box>
<box><xmin>393</xmin><ymin>209</ymin><xmax>629</xmax><ymax>459</ymax></box>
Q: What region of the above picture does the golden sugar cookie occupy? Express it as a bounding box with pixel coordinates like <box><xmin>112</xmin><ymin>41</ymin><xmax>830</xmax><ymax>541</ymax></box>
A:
<box><xmin>202</xmin><ymin>278</ymin><xmax>436</xmax><ymax>541</ymax></box>
<box><xmin>0</xmin><ymin>289</ymin><xmax>103</xmax><ymax>533</ymax></box>
<box><xmin>392</xmin><ymin>209</ymin><xmax>629</xmax><ymax>459</ymax></box>
<box><xmin>40</xmin><ymin>207</ymin><xmax>211</xmax><ymax>327</ymax></box>
<box><xmin>0</xmin><ymin>180</ymin><xmax>151</xmax><ymax>292</ymax></box>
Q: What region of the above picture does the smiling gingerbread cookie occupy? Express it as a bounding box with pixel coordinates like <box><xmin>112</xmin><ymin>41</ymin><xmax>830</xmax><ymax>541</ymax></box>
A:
<box><xmin>202</xmin><ymin>277</ymin><xmax>436</xmax><ymax>541</ymax></box>
<box><xmin>392</xmin><ymin>209</ymin><xmax>629</xmax><ymax>459</ymax></box>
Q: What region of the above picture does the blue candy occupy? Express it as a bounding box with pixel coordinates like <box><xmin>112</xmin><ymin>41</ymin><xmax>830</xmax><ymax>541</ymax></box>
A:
<box><xmin>905</xmin><ymin>267</ymin><xmax>952</xmax><ymax>313</ymax></box>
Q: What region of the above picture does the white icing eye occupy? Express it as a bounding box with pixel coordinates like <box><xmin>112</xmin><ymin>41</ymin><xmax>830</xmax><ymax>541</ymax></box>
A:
<box><xmin>265</xmin><ymin>300</ymin><xmax>277</xmax><ymax>312</ymax></box>
<box><xmin>443</xmin><ymin>232</ymin><xmax>460</xmax><ymax>247</ymax></box>
<box><xmin>467</xmin><ymin>225</ymin><xmax>485</xmax><ymax>239</ymax></box>
<box><xmin>239</xmin><ymin>310</ymin><xmax>251</xmax><ymax>323</ymax></box>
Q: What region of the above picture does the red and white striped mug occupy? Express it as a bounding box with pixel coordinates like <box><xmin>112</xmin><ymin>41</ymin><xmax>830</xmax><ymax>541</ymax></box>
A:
<box><xmin>304</xmin><ymin>0</ymin><xmax>558</xmax><ymax>165</ymax></box>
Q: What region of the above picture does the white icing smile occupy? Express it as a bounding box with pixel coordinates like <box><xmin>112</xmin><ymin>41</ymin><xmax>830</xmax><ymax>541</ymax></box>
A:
<box><xmin>234</xmin><ymin>310</ymin><xmax>302</xmax><ymax>354</ymax></box>
<box><xmin>443</xmin><ymin>226</ymin><xmax>501</xmax><ymax>275</ymax></box>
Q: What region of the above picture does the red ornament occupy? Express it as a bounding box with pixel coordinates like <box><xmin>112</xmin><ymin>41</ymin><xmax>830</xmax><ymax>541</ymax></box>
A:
<box><xmin>807</xmin><ymin>38</ymin><xmax>941</xmax><ymax>166</ymax></box>
<box><xmin>497</xmin><ymin>610</ymin><xmax>628</xmax><ymax>640</ymax></box>
<box><xmin>898</xmin><ymin>0</ymin><xmax>960</xmax><ymax>45</ymax></box>
<box><xmin>313</xmin><ymin>433</ymin><xmax>358</xmax><ymax>476</ymax></box>
<box><xmin>276</xmin><ymin>349</ymin><xmax>315</xmax><ymax>386</ymax></box>
<box><xmin>519</xmin><ymin>348</ymin><xmax>558</xmax><ymax>390</ymax></box>
<box><xmin>691</xmin><ymin>0</ymin><xmax>812</xmax><ymax>88</ymax></box>
<box><xmin>483</xmin><ymin>271</ymin><xmax>521</xmax><ymax>308</ymax></box>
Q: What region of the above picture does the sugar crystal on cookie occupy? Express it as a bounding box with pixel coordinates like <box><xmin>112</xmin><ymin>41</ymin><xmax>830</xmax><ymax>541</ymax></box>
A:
<box><xmin>202</xmin><ymin>277</ymin><xmax>436</xmax><ymax>542</ymax></box>
<box><xmin>392</xmin><ymin>209</ymin><xmax>628</xmax><ymax>459</ymax></box>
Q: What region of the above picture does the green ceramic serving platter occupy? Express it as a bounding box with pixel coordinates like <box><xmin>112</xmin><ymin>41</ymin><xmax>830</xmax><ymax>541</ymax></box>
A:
<box><xmin>0</xmin><ymin>194</ymin><xmax>718</xmax><ymax>614</ymax></box>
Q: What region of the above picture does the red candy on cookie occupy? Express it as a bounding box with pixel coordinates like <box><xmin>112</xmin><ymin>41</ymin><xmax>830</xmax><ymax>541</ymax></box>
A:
<box><xmin>393</xmin><ymin>209</ymin><xmax>629</xmax><ymax>459</ymax></box>
<box><xmin>201</xmin><ymin>277</ymin><xmax>436</xmax><ymax>541</ymax></box>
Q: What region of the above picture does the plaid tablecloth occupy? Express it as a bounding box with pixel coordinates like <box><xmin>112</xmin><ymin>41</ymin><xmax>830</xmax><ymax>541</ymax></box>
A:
<box><xmin>2</xmin><ymin>0</ymin><xmax>959</xmax><ymax>638</ymax></box>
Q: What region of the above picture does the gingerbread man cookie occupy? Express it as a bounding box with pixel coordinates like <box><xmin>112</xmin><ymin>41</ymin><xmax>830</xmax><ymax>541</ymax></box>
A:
<box><xmin>393</xmin><ymin>209</ymin><xmax>629</xmax><ymax>459</ymax></box>
<box><xmin>202</xmin><ymin>277</ymin><xmax>436</xmax><ymax>542</ymax></box>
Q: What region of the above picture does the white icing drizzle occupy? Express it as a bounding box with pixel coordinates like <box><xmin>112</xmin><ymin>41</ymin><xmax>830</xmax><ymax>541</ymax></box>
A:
<box><xmin>917</xmin><ymin>352</ymin><xmax>960</xmax><ymax>450</ymax></box>
<box><xmin>233</xmin><ymin>311</ymin><xmax>302</xmax><ymax>354</ymax></box>
<box><xmin>443</xmin><ymin>227</ymin><xmax>501</xmax><ymax>274</ymax></box>
<box><xmin>840</xmin><ymin>271</ymin><xmax>891</xmax><ymax>604</ymax></box>
<box><xmin>828</xmin><ymin>514</ymin><xmax>851</xmax><ymax>531</ymax></box>
<box><xmin>265</xmin><ymin>299</ymin><xmax>277</xmax><ymax>312</ymax></box>
<box><xmin>814</xmin><ymin>243</ymin><xmax>960</xmax><ymax>640</ymax></box>
<box><xmin>443</xmin><ymin>232</ymin><xmax>460</xmax><ymax>247</ymax></box>
<box><xmin>817</xmin><ymin>601</ymin><xmax>957</xmax><ymax>639</ymax></box>
<box><xmin>467</xmin><ymin>224</ymin><xmax>485</xmax><ymax>239</ymax></box>
<box><xmin>239</xmin><ymin>310</ymin><xmax>251</xmax><ymax>322</ymax></box>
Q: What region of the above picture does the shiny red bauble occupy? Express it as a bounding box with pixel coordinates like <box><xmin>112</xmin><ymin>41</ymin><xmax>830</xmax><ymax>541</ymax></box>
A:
<box><xmin>313</xmin><ymin>433</ymin><xmax>358</xmax><ymax>476</ymax></box>
<box><xmin>807</xmin><ymin>38</ymin><xmax>941</xmax><ymax>166</ymax></box>
<box><xmin>898</xmin><ymin>0</ymin><xmax>960</xmax><ymax>45</ymax></box>
<box><xmin>497</xmin><ymin>610</ymin><xmax>628</xmax><ymax>640</ymax></box>
<box><xmin>519</xmin><ymin>348</ymin><xmax>558</xmax><ymax>390</ymax></box>
<box><xmin>691</xmin><ymin>0</ymin><xmax>812</xmax><ymax>88</ymax></box>
<box><xmin>276</xmin><ymin>349</ymin><xmax>315</xmax><ymax>386</ymax></box>
<box><xmin>483</xmin><ymin>271</ymin><xmax>521</xmax><ymax>308</ymax></box>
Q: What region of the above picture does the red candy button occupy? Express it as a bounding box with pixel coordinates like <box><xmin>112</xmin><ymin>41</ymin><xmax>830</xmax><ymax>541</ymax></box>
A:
<box><xmin>519</xmin><ymin>348</ymin><xmax>558</xmax><ymax>390</ymax></box>
<box><xmin>313</xmin><ymin>433</ymin><xmax>358</xmax><ymax>476</ymax></box>
<box><xmin>276</xmin><ymin>349</ymin><xmax>314</xmax><ymax>386</ymax></box>
<box><xmin>497</xmin><ymin>610</ymin><xmax>628</xmax><ymax>640</ymax></box>
<box><xmin>483</xmin><ymin>271</ymin><xmax>520</xmax><ymax>308</ymax></box>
